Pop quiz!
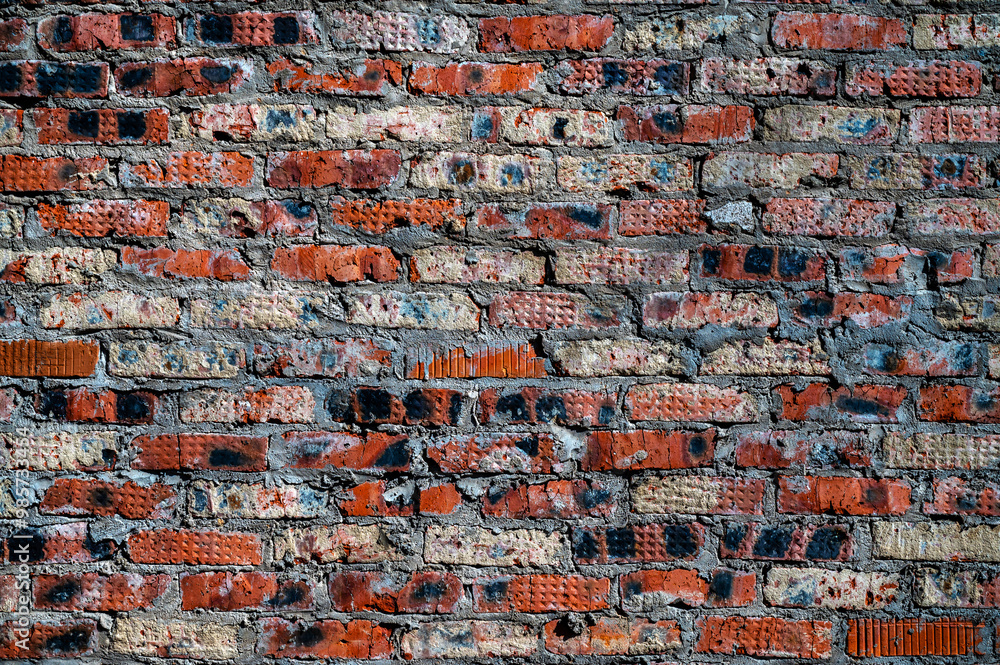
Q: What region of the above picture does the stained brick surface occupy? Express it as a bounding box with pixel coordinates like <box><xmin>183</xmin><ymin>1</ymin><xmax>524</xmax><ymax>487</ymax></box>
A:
<box><xmin>1</xmin><ymin>1</ymin><xmax>998</xmax><ymax>662</ymax></box>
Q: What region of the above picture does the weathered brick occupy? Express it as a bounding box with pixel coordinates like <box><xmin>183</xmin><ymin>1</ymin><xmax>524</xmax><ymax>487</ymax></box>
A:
<box><xmin>185</xmin><ymin>103</ymin><xmax>315</xmax><ymax>141</ymax></box>
<box><xmin>190</xmin><ymin>293</ymin><xmax>322</xmax><ymax>329</ymax></box>
<box><xmin>625</xmin><ymin>16</ymin><xmax>740</xmax><ymax>51</ymax></box>
<box><xmin>848</xmin><ymin>152</ymin><xmax>982</xmax><ymax>189</ymax></box>
<box><xmin>633</xmin><ymin>476</ymin><xmax>765</xmax><ymax>514</ymax></box>
<box><xmin>764</xmin><ymin>198</ymin><xmax>895</xmax><ymax>236</ymax></box>
<box><xmin>268</xmin><ymin>150</ymin><xmax>401</xmax><ymax>189</ymax></box>
<box><xmin>0</xmin><ymin>61</ymin><xmax>109</xmax><ymax>98</ymax></box>
<box><xmin>182</xmin><ymin>572</ymin><xmax>312</xmax><ymax>611</ymax></box>
<box><xmin>846</xmin><ymin>618</ymin><xmax>983</xmax><ymax>657</ymax></box>
<box><xmin>916</xmin><ymin>568</ymin><xmax>1000</xmax><ymax>607</ymax></box>
<box><xmin>555</xmin><ymin>247</ymin><xmax>688</xmax><ymax>285</ymax></box>
<box><xmin>329</xmin><ymin>571</ymin><xmax>461</xmax><ymax>613</ymax></box>
<box><xmin>772</xmin><ymin>13</ymin><xmax>906</xmax><ymax>50</ymax></box>
<box><xmin>544</xmin><ymin>617</ymin><xmax>680</xmax><ymax>656</ymax></box>
<box><xmin>875</xmin><ymin>522</ymin><xmax>1000</xmax><ymax>561</ymax></box>
<box><xmin>573</xmin><ymin>523</ymin><xmax>707</xmax><ymax>563</ymax></box>
<box><xmin>918</xmin><ymin>384</ymin><xmax>1000</xmax><ymax>423</ymax></box>
<box><xmin>620</xmin><ymin>104</ymin><xmax>754</xmax><ymax>143</ymax></box>
<box><xmin>721</xmin><ymin>522</ymin><xmax>855</xmax><ymax>561</ymax></box>
<box><xmin>489</xmin><ymin>291</ymin><xmax>625</xmax><ymax>329</ymax></box>
<box><xmin>480</xmin><ymin>15</ymin><xmax>613</xmax><ymax>52</ymax></box>
<box><xmin>411</xmin><ymin>246</ymin><xmax>544</xmax><ymax>283</ymax></box>
<box><xmin>121</xmin><ymin>151</ymin><xmax>254</xmax><ymax>188</ymax></box>
<box><xmin>410</xmin><ymin>62</ymin><xmax>543</xmax><ymax>95</ymax></box>
<box><xmin>483</xmin><ymin>480</ymin><xmax>616</xmax><ymax>519</ymax></box>
<box><xmin>765</xmin><ymin>568</ymin><xmax>899</xmax><ymax>609</ymax></box>
<box><xmin>777</xmin><ymin>383</ymin><xmax>906</xmax><ymax>422</ymax></box>
<box><xmin>116</xmin><ymin>58</ymin><xmax>252</xmax><ymax>96</ymax></box>
<box><xmin>407</xmin><ymin>342</ymin><xmax>546</xmax><ymax>379</ymax></box>
<box><xmin>403</xmin><ymin>622</ymin><xmax>536</xmax><ymax>659</ymax></box>
<box><xmin>861</xmin><ymin>340</ymin><xmax>979</xmax><ymax>376</ymax></box>
<box><xmin>42</xmin><ymin>291</ymin><xmax>179</xmax><ymax>329</ymax></box>
<box><xmin>276</xmin><ymin>431</ymin><xmax>408</xmax><ymax>471</ymax></box>
<box><xmin>552</xmin><ymin>338</ymin><xmax>682</xmax><ymax>376</ymax></box>
<box><xmin>0</xmin><ymin>430</ymin><xmax>115</xmax><ymax>471</ymax></box>
<box><xmin>190</xmin><ymin>480</ymin><xmax>326</xmax><ymax>519</ymax></box>
<box><xmin>330</xmin><ymin>11</ymin><xmax>469</xmax><ymax>53</ymax></box>
<box><xmin>185</xmin><ymin>12</ymin><xmax>317</xmax><ymax>46</ymax></box>
<box><xmin>695</xmin><ymin>617</ymin><xmax>832</xmax><ymax>658</ymax></box>
<box><xmin>699</xmin><ymin>244</ymin><xmax>825</xmax><ymax>283</ymax></box>
<box><xmin>619</xmin><ymin>199</ymin><xmax>707</xmax><ymax>235</ymax></box>
<box><xmin>735</xmin><ymin>430</ymin><xmax>873</xmax><ymax>469</ymax></box>
<box><xmin>328</xmin><ymin>105</ymin><xmax>464</xmax><ymax>142</ymax></box>
<box><xmin>777</xmin><ymin>476</ymin><xmax>910</xmax><ymax>515</ymax></box>
<box><xmin>791</xmin><ymin>292</ymin><xmax>912</xmax><ymax>328</ymax></box>
<box><xmin>268</xmin><ymin>58</ymin><xmax>402</xmax><ymax>95</ymax></box>
<box><xmin>627</xmin><ymin>382</ymin><xmax>758</xmax><ymax>422</ymax></box>
<box><xmin>846</xmin><ymin>60</ymin><xmax>982</xmax><ymax>97</ymax></box>
<box><xmin>112</xmin><ymin>619</ymin><xmax>237</xmax><ymax>660</ymax></box>
<box><xmin>180</xmin><ymin>386</ymin><xmax>315</xmax><ymax>423</ymax></box>
<box><xmin>35</xmin><ymin>108</ymin><xmax>168</xmax><ymax>144</ymax></box>
<box><xmin>884</xmin><ymin>432</ymin><xmax>1000</xmax><ymax>469</ymax></box>
<box><xmin>478</xmin><ymin>386</ymin><xmax>616</xmax><ymax>427</ymax></box>
<box><xmin>346</xmin><ymin>292</ymin><xmax>479</xmax><ymax>330</ymax></box>
<box><xmin>38</xmin><ymin>200</ymin><xmax>168</xmax><ymax>237</ymax></box>
<box><xmin>703</xmin><ymin>152</ymin><xmax>838</xmax><ymax>189</ymax></box>
<box><xmin>272</xmin><ymin>245</ymin><xmax>399</xmax><ymax>283</ymax></box>
<box><xmin>559</xmin><ymin>59</ymin><xmax>689</xmax><ymax>95</ymax></box>
<box><xmin>39</xmin><ymin>13</ymin><xmax>175</xmax><ymax>50</ymax></box>
<box><xmin>558</xmin><ymin>154</ymin><xmax>693</xmax><ymax>191</ymax></box>
<box><xmin>255</xmin><ymin>339</ymin><xmax>389</xmax><ymax>378</ymax></box>
<box><xmin>914</xmin><ymin>14</ymin><xmax>1000</xmax><ymax>49</ymax></box>
<box><xmin>425</xmin><ymin>525</ymin><xmax>566</xmax><ymax>566</ymax></box>
<box><xmin>426</xmin><ymin>432</ymin><xmax>564</xmax><ymax>474</ymax></box>
<box><xmin>700</xmin><ymin>57</ymin><xmax>836</xmax><ymax>96</ymax></box>
<box><xmin>274</xmin><ymin>525</ymin><xmax>399</xmax><ymax>563</ymax></box>
<box><xmin>122</xmin><ymin>247</ymin><xmax>250</xmax><ymax>280</ymax></box>
<box><xmin>35</xmin><ymin>573</ymin><xmax>169</xmax><ymax>611</ymax></box>
<box><xmin>411</xmin><ymin>152</ymin><xmax>547</xmax><ymax>193</ymax></box>
<box><xmin>644</xmin><ymin>292</ymin><xmax>778</xmax><ymax>329</ymax></box>
<box><xmin>622</xmin><ymin>569</ymin><xmax>755</xmax><ymax>609</ymax></box>
<box><xmin>133</xmin><ymin>433</ymin><xmax>267</xmax><ymax>471</ymax></box>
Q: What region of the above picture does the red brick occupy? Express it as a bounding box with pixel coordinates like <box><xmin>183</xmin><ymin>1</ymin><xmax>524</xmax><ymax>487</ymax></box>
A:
<box><xmin>772</xmin><ymin>13</ymin><xmax>906</xmax><ymax>50</ymax></box>
<box><xmin>791</xmin><ymin>292</ymin><xmax>913</xmax><ymax>328</ymax></box>
<box><xmin>627</xmin><ymin>382</ymin><xmax>758</xmax><ymax>422</ymax></box>
<box><xmin>861</xmin><ymin>340</ymin><xmax>979</xmax><ymax>376</ymax></box>
<box><xmin>259</xmin><ymin>619</ymin><xmax>392</xmax><ymax>659</ymax></box>
<box><xmin>924</xmin><ymin>477</ymin><xmax>1000</xmax><ymax>516</ymax></box>
<box><xmin>186</xmin><ymin>12</ymin><xmax>316</xmax><ymax>46</ymax></box>
<box><xmin>846</xmin><ymin>60</ymin><xmax>982</xmax><ymax>97</ymax></box>
<box><xmin>419</xmin><ymin>484</ymin><xmax>462</xmax><ymax>515</ymax></box>
<box><xmin>329</xmin><ymin>571</ymin><xmax>462</xmax><ymax>613</ymax></box>
<box><xmin>846</xmin><ymin>618</ymin><xmax>983</xmax><ymax>657</ymax></box>
<box><xmin>132</xmin><ymin>434</ymin><xmax>268</xmax><ymax>471</ymax></box>
<box><xmin>121</xmin><ymin>247</ymin><xmax>249</xmax><ymax>280</ymax></box>
<box><xmin>699</xmin><ymin>244</ymin><xmax>824</xmax><ymax>282</ymax></box>
<box><xmin>330</xmin><ymin>198</ymin><xmax>462</xmax><ymax>234</ymax></box>
<box><xmin>407</xmin><ymin>342</ymin><xmax>546</xmax><ymax>379</ymax></box>
<box><xmin>474</xmin><ymin>575</ymin><xmax>610</xmax><ymax>612</ymax></box>
<box><xmin>777</xmin><ymin>383</ymin><xmax>906</xmax><ymax>422</ymax></box>
<box><xmin>778</xmin><ymin>476</ymin><xmax>911</xmax><ymax>515</ymax></box>
<box><xmin>479</xmin><ymin>15</ymin><xmax>613</xmax><ymax>52</ymax></box>
<box><xmin>573</xmin><ymin>523</ymin><xmax>706</xmax><ymax>563</ymax></box>
<box><xmin>619</xmin><ymin>105</ymin><xmax>754</xmax><ymax>143</ymax></box>
<box><xmin>544</xmin><ymin>617</ymin><xmax>680</xmax><ymax>656</ymax></box>
<box><xmin>38</xmin><ymin>13</ymin><xmax>175</xmax><ymax>50</ymax></box>
<box><xmin>34</xmin><ymin>573</ymin><xmax>169</xmax><ymax>611</ymax></box>
<box><xmin>268</xmin><ymin>58</ymin><xmax>402</xmax><ymax>95</ymax></box>
<box><xmin>116</xmin><ymin>58</ymin><xmax>252</xmax><ymax>96</ymax></box>
<box><xmin>40</xmin><ymin>478</ymin><xmax>175</xmax><ymax>519</ymax></box>
<box><xmin>37</xmin><ymin>200</ymin><xmax>168</xmax><ymax>237</ymax></box>
<box><xmin>483</xmin><ymin>480</ymin><xmax>615</xmax><ymax>518</ymax></box>
<box><xmin>127</xmin><ymin>529</ymin><xmax>262</xmax><ymax>565</ymax></box>
<box><xmin>122</xmin><ymin>151</ymin><xmax>253</xmax><ymax>188</ymax></box>
<box><xmin>181</xmin><ymin>572</ymin><xmax>312</xmax><ymax>611</ymax></box>
<box><xmin>327</xmin><ymin>387</ymin><xmax>460</xmax><ymax>426</ymax></box>
<box><xmin>267</xmin><ymin>150</ymin><xmax>400</xmax><ymax>188</ymax></box>
<box><xmin>34</xmin><ymin>108</ymin><xmax>168</xmax><ymax>144</ymax></box>
<box><xmin>279</xmin><ymin>431</ymin><xmax>407</xmax><ymax>471</ymax></box>
<box><xmin>911</xmin><ymin>106</ymin><xmax>1000</xmax><ymax>143</ymax></box>
<box><xmin>643</xmin><ymin>292</ymin><xmax>778</xmax><ymax>329</ymax></box>
<box><xmin>0</xmin><ymin>621</ymin><xmax>96</xmax><ymax>659</ymax></box>
<box><xmin>622</xmin><ymin>569</ymin><xmax>756</xmax><ymax>608</ymax></box>
<box><xmin>919</xmin><ymin>384</ymin><xmax>1000</xmax><ymax>423</ymax></box>
<box><xmin>0</xmin><ymin>155</ymin><xmax>107</xmax><ymax>192</ymax></box>
<box><xmin>410</xmin><ymin>62</ymin><xmax>543</xmax><ymax>95</ymax></box>
<box><xmin>735</xmin><ymin>430</ymin><xmax>872</xmax><ymax>468</ymax></box>
<box><xmin>0</xmin><ymin>340</ymin><xmax>98</xmax><ymax>377</ymax></box>
<box><xmin>695</xmin><ymin>617</ymin><xmax>832</xmax><ymax>658</ymax></box>
<box><xmin>0</xmin><ymin>19</ymin><xmax>26</xmax><ymax>51</ymax></box>
<box><xmin>271</xmin><ymin>245</ymin><xmax>399</xmax><ymax>282</ymax></box>
<box><xmin>560</xmin><ymin>59</ymin><xmax>689</xmax><ymax>95</ymax></box>
<box><xmin>583</xmin><ymin>430</ymin><xmax>715</xmax><ymax>470</ymax></box>
<box><xmin>0</xmin><ymin>61</ymin><xmax>109</xmax><ymax>98</ymax></box>
<box><xmin>764</xmin><ymin>198</ymin><xmax>895</xmax><ymax>236</ymax></box>
<box><xmin>37</xmin><ymin>387</ymin><xmax>154</xmax><ymax>424</ymax></box>
<box><xmin>721</xmin><ymin>522</ymin><xmax>854</xmax><ymax>561</ymax></box>
<box><xmin>476</xmin><ymin>203</ymin><xmax>612</xmax><ymax>239</ymax></box>
<box><xmin>341</xmin><ymin>481</ymin><xmax>413</xmax><ymax>517</ymax></box>
<box><xmin>426</xmin><ymin>433</ymin><xmax>562</xmax><ymax>474</ymax></box>
<box><xmin>478</xmin><ymin>386</ymin><xmax>615</xmax><ymax>427</ymax></box>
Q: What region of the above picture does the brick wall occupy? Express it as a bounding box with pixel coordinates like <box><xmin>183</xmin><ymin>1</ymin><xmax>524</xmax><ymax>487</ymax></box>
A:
<box><xmin>0</xmin><ymin>0</ymin><xmax>995</xmax><ymax>661</ymax></box>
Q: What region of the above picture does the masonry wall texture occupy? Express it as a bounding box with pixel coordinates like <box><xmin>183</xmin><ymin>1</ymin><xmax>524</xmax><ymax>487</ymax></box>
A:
<box><xmin>0</xmin><ymin>0</ymin><xmax>999</xmax><ymax>662</ymax></box>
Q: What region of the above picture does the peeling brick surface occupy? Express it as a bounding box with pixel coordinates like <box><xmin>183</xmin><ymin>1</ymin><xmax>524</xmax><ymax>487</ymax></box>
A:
<box><xmin>1</xmin><ymin>2</ymin><xmax>999</xmax><ymax>663</ymax></box>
